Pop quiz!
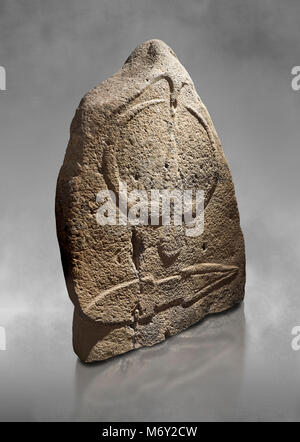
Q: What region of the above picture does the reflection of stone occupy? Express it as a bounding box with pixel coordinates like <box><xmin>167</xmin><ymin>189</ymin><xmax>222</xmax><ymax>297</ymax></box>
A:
<box><xmin>73</xmin><ymin>304</ymin><xmax>245</xmax><ymax>420</ymax></box>
<box><xmin>56</xmin><ymin>39</ymin><xmax>246</xmax><ymax>362</ymax></box>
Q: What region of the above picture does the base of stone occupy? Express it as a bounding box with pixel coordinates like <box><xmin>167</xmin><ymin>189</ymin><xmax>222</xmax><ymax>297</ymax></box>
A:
<box><xmin>72</xmin><ymin>310</ymin><xmax>134</xmax><ymax>363</ymax></box>
<box><xmin>73</xmin><ymin>282</ymin><xmax>244</xmax><ymax>363</ymax></box>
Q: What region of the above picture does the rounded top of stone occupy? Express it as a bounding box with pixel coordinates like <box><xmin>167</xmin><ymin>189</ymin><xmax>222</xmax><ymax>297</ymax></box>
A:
<box><xmin>124</xmin><ymin>39</ymin><xmax>178</xmax><ymax>66</ymax></box>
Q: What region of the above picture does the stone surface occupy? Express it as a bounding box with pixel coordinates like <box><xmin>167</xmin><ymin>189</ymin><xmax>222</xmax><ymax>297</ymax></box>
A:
<box><xmin>55</xmin><ymin>39</ymin><xmax>246</xmax><ymax>363</ymax></box>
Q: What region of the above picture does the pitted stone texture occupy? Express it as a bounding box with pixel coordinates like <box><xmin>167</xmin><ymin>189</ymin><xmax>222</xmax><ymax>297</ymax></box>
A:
<box><xmin>55</xmin><ymin>39</ymin><xmax>245</xmax><ymax>362</ymax></box>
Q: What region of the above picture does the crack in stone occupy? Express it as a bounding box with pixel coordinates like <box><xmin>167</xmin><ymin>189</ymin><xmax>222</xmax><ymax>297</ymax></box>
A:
<box><xmin>131</xmin><ymin>226</ymin><xmax>145</xmax><ymax>347</ymax></box>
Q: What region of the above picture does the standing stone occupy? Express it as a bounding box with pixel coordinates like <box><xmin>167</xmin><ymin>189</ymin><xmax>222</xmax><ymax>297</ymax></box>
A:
<box><xmin>55</xmin><ymin>40</ymin><xmax>246</xmax><ymax>363</ymax></box>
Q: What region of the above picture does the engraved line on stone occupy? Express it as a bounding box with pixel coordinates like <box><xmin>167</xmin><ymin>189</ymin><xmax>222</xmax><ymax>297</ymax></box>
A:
<box><xmin>139</xmin><ymin>265</ymin><xmax>239</xmax><ymax>322</ymax></box>
<box><xmin>184</xmin><ymin>105</ymin><xmax>216</xmax><ymax>150</ymax></box>
<box><xmin>89</xmin><ymin>264</ymin><xmax>239</xmax><ymax>310</ymax></box>
<box><xmin>184</xmin><ymin>105</ymin><xmax>219</xmax><ymax>208</ymax></box>
<box><xmin>114</xmin><ymin>74</ymin><xmax>175</xmax><ymax>118</ymax></box>
<box><xmin>86</xmin><ymin>278</ymin><xmax>139</xmax><ymax>311</ymax></box>
<box><xmin>87</xmin><ymin>263</ymin><xmax>239</xmax><ymax>324</ymax></box>
<box><xmin>104</xmin><ymin>78</ymin><xmax>213</xmax><ymax>204</ymax></box>
<box><xmin>102</xmin><ymin>146</ymin><xmax>119</xmax><ymax>195</ymax></box>
<box><xmin>180</xmin><ymin>263</ymin><xmax>238</xmax><ymax>276</ymax></box>
<box><xmin>118</xmin><ymin>99</ymin><xmax>166</xmax><ymax>124</ymax></box>
<box><xmin>141</xmin><ymin>274</ymin><xmax>182</xmax><ymax>285</ymax></box>
<box><xmin>183</xmin><ymin>269</ymin><xmax>239</xmax><ymax>307</ymax></box>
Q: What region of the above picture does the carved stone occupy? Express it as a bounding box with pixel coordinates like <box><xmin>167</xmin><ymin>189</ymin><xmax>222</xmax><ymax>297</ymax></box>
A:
<box><xmin>55</xmin><ymin>40</ymin><xmax>246</xmax><ymax>362</ymax></box>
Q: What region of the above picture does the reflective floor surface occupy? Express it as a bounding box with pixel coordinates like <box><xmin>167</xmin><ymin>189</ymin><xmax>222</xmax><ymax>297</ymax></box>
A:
<box><xmin>1</xmin><ymin>253</ymin><xmax>300</xmax><ymax>421</ymax></box>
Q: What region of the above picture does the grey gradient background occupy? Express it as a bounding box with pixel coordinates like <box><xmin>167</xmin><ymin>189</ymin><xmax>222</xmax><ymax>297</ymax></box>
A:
<box><xmin>0</xmin><ymin>0</ymin><xmax>300</xmax><ymax>421</ymax></box>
